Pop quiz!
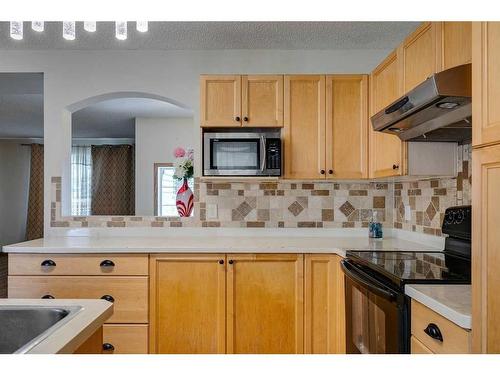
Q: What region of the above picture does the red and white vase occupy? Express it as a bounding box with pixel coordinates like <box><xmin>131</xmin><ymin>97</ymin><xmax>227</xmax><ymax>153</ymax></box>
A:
<box><xmin>176</xmin><ymin>178</ymin><xmax>194</xmax><ymax>217</ymax></box>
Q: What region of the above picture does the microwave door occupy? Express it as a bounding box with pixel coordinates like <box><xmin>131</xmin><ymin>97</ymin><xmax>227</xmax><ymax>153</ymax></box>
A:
<box><xmin>208</xmin><ymin>138</ymin><xmax>261</xmax><ymax>175</ymax></box>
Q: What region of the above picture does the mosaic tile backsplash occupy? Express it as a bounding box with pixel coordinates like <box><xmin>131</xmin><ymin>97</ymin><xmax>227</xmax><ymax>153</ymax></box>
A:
<box><xmin>50</xmin><ymin>144</ymin><xmax>471</xmax><ymax>236</ymax></box>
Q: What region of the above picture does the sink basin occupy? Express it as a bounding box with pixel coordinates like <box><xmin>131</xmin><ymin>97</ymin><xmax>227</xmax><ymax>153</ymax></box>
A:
<box><xmin>0</xmin><ymin>306</ymin><xmax>81</xmax><ymax>354</ymax></box>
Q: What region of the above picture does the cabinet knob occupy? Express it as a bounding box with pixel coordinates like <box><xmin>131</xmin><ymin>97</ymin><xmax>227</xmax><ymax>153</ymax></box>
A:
<box><xmin>41</xmin><ymin>294</ymin><xmax>55</xmax><ymax>299</ymax></box>
<box><xmin>328</xmin><ymin>169</ymin><xmax>334</xmax><ymax>175</ymax></box>
<box><xmin>235</xmin><ymin>116</ymin><xmax>241</xmax><ymax>122</ymax></box>
<box><xmin>102</xmin><ymin>343</ymin><xmax>115</xmax><ymax>351</ymax></box>
<box><xmin>320</xmin><ymin>170</ymin><xmax>325</xmax><ymax>175</ymax></box>
<box><xmin>393</xmin><ymin>164</ymin><xmax>400</xmax><ymax>170</ymax></box>
<box><xmin>41</xmin><ymin>259</ymin><xmax>56</xmax><ymax>267</ymax></box>
<box><xmin>243</xmin><ymin>116</ymin><xmax>249</xmax><ymax>122</ymax></box>
<box><xmin>101</xmin><ymin>294</ymin><xmax>115</xmax><ymax>303</ymax></box>
<box><xmin>219</xmin><ymin>259</ymin><xmax>224</xmax><ymax>265</ymax></box>
<box><xmin>100</xmin><ymin>259</ymin><xmax>115</xmax><ymax>268</ymax></box>
<box><xmin>228</xmin><ymin>260</ymin><xmax>234</xmax><ymax>265</ymax></box>
<box><xmin>424</xmin><ymin>323</ymin><xmax>443</xmax><ymax>342</ymax></box>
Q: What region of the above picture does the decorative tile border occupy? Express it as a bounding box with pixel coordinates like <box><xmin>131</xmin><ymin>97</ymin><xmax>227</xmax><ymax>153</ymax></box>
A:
<box><xmin>50</xmin><ymin>144</ymin><xmax>471</xmax><ymax>235</ymax></box>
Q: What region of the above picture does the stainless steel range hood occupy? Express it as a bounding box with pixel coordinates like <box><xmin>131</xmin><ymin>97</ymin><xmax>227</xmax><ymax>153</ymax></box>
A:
<box><xmin>371</xmin><ymin>63</ymin><xmax>471</xmax><ymax>142</ymax></box>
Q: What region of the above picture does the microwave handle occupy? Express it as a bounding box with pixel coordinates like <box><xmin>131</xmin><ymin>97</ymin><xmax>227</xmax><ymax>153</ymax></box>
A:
<box><xmin>260</xmin><ymin>136</ymin><xmax>266</xmax><ymax>172</ymax></box>
<box><xmin>341</xmin><ymin>259</ymin><xmax>397</xmax><ymax>301</ymax></box>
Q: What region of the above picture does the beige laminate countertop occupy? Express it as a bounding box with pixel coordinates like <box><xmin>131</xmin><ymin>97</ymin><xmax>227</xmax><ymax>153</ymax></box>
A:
<box><xmin>1</xmin><ymin>229</ymin><xmax>444</xmax><ymax>254</ymax></box>
<box><xmin>405</xmin><ymin>284</ymin><xmax>471</xmax><ymax>329</ymax></box>
<box><xmin>0</xmin><ymin>299</ymin><xmax>113</xmax><ymax>354</ymax></box>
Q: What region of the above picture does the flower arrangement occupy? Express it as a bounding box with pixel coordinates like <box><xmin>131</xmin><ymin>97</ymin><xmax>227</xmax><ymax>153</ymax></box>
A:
<box><xmin>173</xmin><ymin>146</ymin><xmax>194</xmax><ymax>180</ymax></box>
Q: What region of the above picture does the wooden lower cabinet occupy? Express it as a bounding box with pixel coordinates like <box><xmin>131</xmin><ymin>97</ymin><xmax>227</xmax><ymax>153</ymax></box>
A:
<box><xmin>226</xmin><ymin>254</ymin><xmax>304</xmax><ymax>354</ymax></box>
<box><xmin>74</xmin><ymin>327</ymin><xmax>104</xmax><ymax>354</ymax></box>
<box><xmin>304</xmin><ymin>255</ymin><xmax>345</xmax><ymax>354</ymax></box>
<box><xmin>149</xmin><ymin>254</ymin><xmax>226</xmax><ymax>354</ymax></box>
<box><xmin>102</xmin><ymin>324</ymin><xmax>148</xmax><ymax>354</ymax></box>
<box><xmin>410</xmin><ymin>336</ymin><xmax>433</xmax><ymax>354</ymax></box>
<box><xmin>8</xmin><ymin>275</ymin><xmax>148</xmax><ymax>323</ymax></box>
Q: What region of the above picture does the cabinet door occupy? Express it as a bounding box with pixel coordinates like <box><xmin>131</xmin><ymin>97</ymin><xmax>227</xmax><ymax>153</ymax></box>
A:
<box><xmin>242</xmin><ymin>75</ymin><xmax>283</xmax><ymax>127</ymax></box>
<box><xmin>369</xmin><ymin>51</ymin><xmax>405</xmax><ymax>178</ymax></box>
<box><xmin>472</xmin><ymin>144</ymin><xmax>500</xmax><ymax>353</ymax></box>
<box><xmin>326</xmin><ymin>75</ymin><xmax>368</xmax><ymax>179</ymax></box>
<box><xmin>226</xmin><ymin>254</ymin><xmax>304</xmax><ymax>354</ymax></box>
<box><xmin>399</xmin><ymin>22</ymin><xmax>440</xmax><ymax>92</ymax></box>
<box><xmin>472</xmin><ymin>22</ymin><xmax>500</xmax><ymax>147</ymax></box>
<box><xmin>304</xmin><ymin>255</ymin><xmax>345</xmax><ymax>354</ymax></box>
<box><xmin>149</xmin><ymin>254</ymin><xmax>226</xmax><ymax>354</ymax></box>
<box><xmin>440</xmin><ymin>22</ymin><xmax>472</xmax><ymax>70</ymax></box>
<box><xmin>200</xmin><ymin>75</ymin><xmax>241</xmax><ymax>127</ymax></box>
<box><xmin>284</xmin><ymin>75</ymin><xmax>326</xmax><ymax>179</ymax></box>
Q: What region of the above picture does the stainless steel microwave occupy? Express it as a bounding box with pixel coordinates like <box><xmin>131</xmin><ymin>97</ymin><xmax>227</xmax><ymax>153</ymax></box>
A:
<box><xmin>203</xmin><ymin>131</ymin><xmax>281</xmax><ymax>176</ymax></box>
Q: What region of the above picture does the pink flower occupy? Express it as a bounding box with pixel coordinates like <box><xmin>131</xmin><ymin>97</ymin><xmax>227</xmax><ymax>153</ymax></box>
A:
<box><xmin>173</xmin><ymin>147</ymin><xmax>186</xmax><ymax>158</ymax></box>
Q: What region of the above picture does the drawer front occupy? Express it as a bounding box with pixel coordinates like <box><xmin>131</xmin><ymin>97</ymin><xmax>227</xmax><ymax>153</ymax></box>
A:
<box><xmin>102</xmin><ymin>324</ymin><xmax>148</xmax><ymax>354</ymax></box>
<box><xmin>9</xmin><ymin>254</ymin><xmax>149</xmax><ymax>276</ymax></box>
<box><xmin>8</xmin><ymin>276</ymin><xmax>148</xmax><ymax>323</ymax></box>
<box><xmin>411</xmin><ymin>300</ymin><xmax>470</xmax><ymax>354</ymax></box>
<box><xmin>411</xmin><ymin>335</ymin><xmax>434</xmax><ymax>354</ymax></box>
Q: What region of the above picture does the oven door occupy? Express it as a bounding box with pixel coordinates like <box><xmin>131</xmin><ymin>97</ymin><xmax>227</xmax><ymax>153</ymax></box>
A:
<box><xmin>203</xmin><ymin>133</ymin><xmax>265</xmax><ymax>176</ymax></box>
<box><xmin>341</xmin><ymin>259</ymin><xmax>409</xmax><ymax>354</ymax></box>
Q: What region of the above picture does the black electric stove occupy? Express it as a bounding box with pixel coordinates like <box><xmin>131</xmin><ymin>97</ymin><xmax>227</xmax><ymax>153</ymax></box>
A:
<box><xmin>341</xmin><ymin>205</ymin><xmax>471</xmax><ymax>354</ymax></box>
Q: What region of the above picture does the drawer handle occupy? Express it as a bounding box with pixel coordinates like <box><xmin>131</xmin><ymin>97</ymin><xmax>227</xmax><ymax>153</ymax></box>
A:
<box><xmin>101</xmin><ymin>294</ymin><xmax>115</xmax><ymax>303</ymax></box>
<box><xmin>41</xmin><ymin>294</ymin><xmax>55</xmax><ymax>299</ymax></box>
<box><xmin>102</xmin><ymin>343</ymin><xmax>115</xmax><ymax>351</ymax></box>
<box><xmin>100</xmin><ymin>259</ymin><xmax>115</xmax><ymax>268</ymax></box>
<box><xmin>424</xmin><ymin>323</ymin><xmax>443</xmax><ymax>342</ymax></box>
<box><xmin>228</xmin><ymin>260</ymin><xmax>234</xmax><ymax>265</ymax></box>
<box><xmin>219</xmin><ymin>259</ymin><xmax>224</xmax><ymax>265</ymax></box>
<box><xmin>393</xmin><ymin>164</ymin><xmax>400</xmax><ymax>170</ymax></box>
<box><xmin>41</xmin><ymin>259</ymin><xmax>56</xmax><ymax>267</ymax></box>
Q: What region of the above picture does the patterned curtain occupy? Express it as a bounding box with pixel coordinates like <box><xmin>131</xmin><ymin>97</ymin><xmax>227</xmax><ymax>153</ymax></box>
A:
<box><xmin>91</xmin><ymin>145</ymin><xmax>135</xmax><ymax>215</ymax></box>
<box><xmin>26</xmin><ymin>144</ymin><xmax>44</xmax><ymax>240</ymax></box>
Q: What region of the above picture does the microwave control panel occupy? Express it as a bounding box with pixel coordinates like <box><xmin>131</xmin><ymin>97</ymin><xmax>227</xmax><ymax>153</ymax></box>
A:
<box><xmin>266</xmin><ymin>138</ymin><xmax>281</xmax><ymax>170</ymax></box>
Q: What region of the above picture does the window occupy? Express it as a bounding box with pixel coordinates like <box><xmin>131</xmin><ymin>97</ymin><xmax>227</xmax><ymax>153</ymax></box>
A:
<box><xmin>71</xmin><ymin>146</ymin><xmax>92</xmax><ymax>216</ymax></box>
<box><xmin>155</xmin><ymin>164</ymin><xmax>194</xmax><ymax>217</ymax></box>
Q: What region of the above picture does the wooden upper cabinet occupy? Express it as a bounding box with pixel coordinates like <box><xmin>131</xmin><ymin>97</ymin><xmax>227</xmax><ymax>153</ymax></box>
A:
<box><xmin>304</xmin><ymin>255</ymin><xmax>345</xmax><ymax>354</ymax></box>
<box><xmin>149</xmin><ymin>254</ymin><xmax>226</xmax><ymax>354</ymax></box>
<box><xmin>326</xmin><ymin>75</ymin><xmax>368</xmax><ymax>179</ymax></box>
<box><xmin>284</xmin><ymin>75</ymin><xmax>326</xmax><ymax>179</ymax></box>
<box><xmin>472</xmin><ymin>144</ymin><xmax>500</xmax><ymax>353</ymax></box>
<box><xmin>226</xmin><ymin>254</ymin><xmax>304</xmax><ymax>354</ymax></box>
<box><xmin>242</xmin><ymin>75</ymin><xmax>283</xmax><ymax>127</ymax></box>
<box><xmin>473</xmin><ymin>22</ymin><xmax>500</xmax><ymax>147</ymax></box>
<box><xmin>399</xmin><ymin>22</ymin><xmax>440</xmax><ymax>92</ymax></box>
<box><xmin>369</xmin><ymin>51</ymin><xmax>405</xmax><ymax>178</ymax></box>
<box><xmin>200</xmin><ymin>75</ymin><xmax>241</xmax><ymax>127</ymax></box>
<box><xmin>440</xmin><ymin>22</ymin><xmax>472</xmax><ymax>70</ymax></box>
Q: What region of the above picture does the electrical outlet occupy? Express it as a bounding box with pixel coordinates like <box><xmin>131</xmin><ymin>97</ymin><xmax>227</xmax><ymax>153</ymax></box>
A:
<box><xmin>404</xmin><ymin>205</ymin><xmax>411</xmax><ymax>221</ymax></box>
<box><xmin>207</xmin><ymin>204</ymin><xmax>218</xmax><ymax>219</ymax></box>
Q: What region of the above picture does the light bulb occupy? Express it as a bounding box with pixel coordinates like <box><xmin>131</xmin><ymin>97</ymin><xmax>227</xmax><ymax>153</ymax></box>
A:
<box><xmin>63</xmin><ymin>21</ymin><xmax>76</xmax><ymax>40</ymax></box>
<box><xmin>136</xmin><ymin>21</ymin><xmax>148</xmax><ymax>32</ymax></box>
<box><xmin>84</xmin><ymin>21</ymin><xmax>96</xmax><ymax>32</ymax></box>
<box><xmin>115</xmin><ymin>21</ymin><xmax>127</xmax><ymax>40</ymax></box>
<box><xmin>32</xmin><ymin>21</ymin><xmax>44</xmax><ymax>32</ymax></box>
<box><xmin>10</xmin><ymin>21</ymin><xmax>23</xmax><ymax>40</ymax></box>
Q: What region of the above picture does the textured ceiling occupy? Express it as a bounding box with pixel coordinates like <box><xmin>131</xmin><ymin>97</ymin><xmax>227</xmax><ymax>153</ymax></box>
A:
<box><xmin>0</xmin><ymin>22</ymin><xmax>420</xmax><ymax>50</ymax></box>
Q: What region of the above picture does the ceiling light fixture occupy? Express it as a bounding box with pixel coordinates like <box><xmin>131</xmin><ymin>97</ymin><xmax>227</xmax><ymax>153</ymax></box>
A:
<box><xmin>115</xmin><ymin>21</ymin><xmax>127</xmax><ymax>40</ymax></box>
<box><xmin>31</xmin><ymin>21</ymin><xmax>44</xmax><ymax>32</ymax></box>
<box><xmin>10</xmin><ymin>21</ymin><xmax>23</xmax><ymax>40</ymax></box>
<box><xmin>63</xmin><ymin>21</ymin><xmax>76</xmax><ymax>40</ymax></box>
<box><xmin>136</xmin><ymin>21</ymin><xmax>148</xmax><ymax>32</ymax></box>
<box><xmin>84</xmin><ymin>21</ymin><xmax>97</xmax><ymax>32</ymax></box>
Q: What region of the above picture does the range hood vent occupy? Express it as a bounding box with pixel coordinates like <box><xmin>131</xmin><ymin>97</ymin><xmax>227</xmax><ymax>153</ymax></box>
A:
<box><xmin>371</xmin><ymin>63</ymin><xmax>471</xmax><ymax>142</ymax></box>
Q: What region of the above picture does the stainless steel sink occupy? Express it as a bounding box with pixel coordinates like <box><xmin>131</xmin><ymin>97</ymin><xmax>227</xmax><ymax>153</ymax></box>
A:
<box><xmin>0</xmin><ymin>306</ymin><xmax>82</xmax><ymax>354</ymax></box>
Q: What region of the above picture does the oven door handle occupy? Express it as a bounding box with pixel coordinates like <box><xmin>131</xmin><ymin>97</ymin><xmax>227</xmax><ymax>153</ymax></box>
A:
<box><xmin>341</xmin><ymin>259</ymin><xmax>397</xmax><ymax>301</ymax></box>
<box><xmin>260</xmin><ymin>136</ymin><xmax>266</xmax><ymax>172</ymax></box>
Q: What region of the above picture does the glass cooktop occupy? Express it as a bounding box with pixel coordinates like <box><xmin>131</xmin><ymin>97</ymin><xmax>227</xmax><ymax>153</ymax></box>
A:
<box><xmin>346</xmin><ymin>250</ymin><xmax>471</xmax><ymax>287</ymax></box>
